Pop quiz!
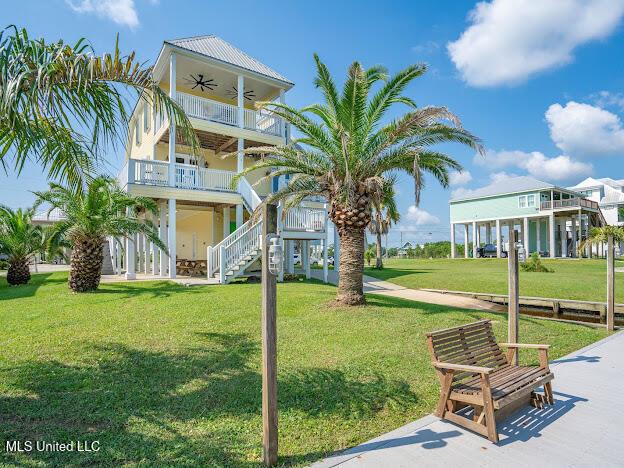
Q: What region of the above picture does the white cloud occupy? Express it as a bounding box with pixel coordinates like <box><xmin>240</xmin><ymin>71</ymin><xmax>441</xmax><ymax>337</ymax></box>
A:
<box><xmin>474</xmin><ymin>149</ymin><xmax>592</xmax><ymax>181</ymax></box>
<box><xmin>405</xmin><ymin>206</ymin><xmax>440</xmax><ymax>225</ymax></box>
<box><xmin>590</xmin><ymin>91</ymin><xmax>624</xmax><ymax>111</ymax></box>
<box><xmin>545</xmin><ymin>101</ymin><xmax>624</xmax><ymax>157</ymax></box>
<box><xmin>447</xmin><ymin>0</ymin><xmax>624</xmax><ymax>87</ymax></box>
<box><xmin>449</xmin><ymin>170</ymin><xmax>472</xmax><ymax>186</ymax></box>
<box><xmin>412</xmin><ymin>40</ymin><xmax>440</xmax><ymax>55</ymax></box>
<box><xmin>489</xmin><ymin>171</ymin><xmax>518</xmax><ymax>183</ymax></box>
<box><xmin>67</xmin><ymin>0</ymin><xmax>140</xmax><ymax>28</ymax></box>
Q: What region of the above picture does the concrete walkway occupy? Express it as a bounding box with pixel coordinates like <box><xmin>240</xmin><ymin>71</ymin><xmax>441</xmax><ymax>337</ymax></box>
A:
<box><xmin>312</xmin><ymin>331</ymin><xmax>624</xmax><ymax>467</ymax></box>
<box><xmin>310</xmin><ymin>270</ymin><xmax>505</xmax><ymax>312</ymax></box>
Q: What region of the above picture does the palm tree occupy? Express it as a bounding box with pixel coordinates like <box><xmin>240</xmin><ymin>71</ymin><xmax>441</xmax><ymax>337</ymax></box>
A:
<box><xmin>35</xmin><ymin>176</ymin><xmax>166</xmax><ymax>292</ymax></box>
<box><xmin>0</xmin><ymin>206</ymin><xmax>43</xmax><ymax>285</ymax></box>
<box><xmin>0</xmin><ymin>26</ymin><xmax>198</xmax><ymax>190</ymax></box>
<box><xmin>232</xmin><ymin>55</ymin><xmax>483</xmax><ymax>304</ymax></box>
<box><xmin>580</xmin><ymin>225</ymin><xmax>624</xmax><ymax>330</ymax></box>
<box><xmin>368</xmin><ymin>183</ymin><xmax>400</xmax><ymax>269</ymax></box>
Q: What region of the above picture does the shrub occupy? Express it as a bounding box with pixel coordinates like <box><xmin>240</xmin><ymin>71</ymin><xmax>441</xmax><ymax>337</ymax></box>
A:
<box><xmin>521</xmin><ymin>252</ymin><xmax>553</xmax><ymax>273</ymax></box>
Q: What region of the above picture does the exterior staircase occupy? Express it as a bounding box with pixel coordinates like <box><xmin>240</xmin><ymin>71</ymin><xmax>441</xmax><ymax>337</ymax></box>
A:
<box><xmin>207</xmin><ymin>177</ymin><xmax>327</xmax><ymax>284</ymax></box>
<box><xmin>101</xmin><ymin>240</ymin><xmax>115</xmax><ymax>275</ymax></box>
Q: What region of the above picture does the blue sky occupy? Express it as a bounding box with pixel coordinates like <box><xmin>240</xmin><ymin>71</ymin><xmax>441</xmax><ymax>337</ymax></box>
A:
<box><xmin>2</xmin><ymin>0</ymin><xmax>624</xmax><ymax>247</ymax></box>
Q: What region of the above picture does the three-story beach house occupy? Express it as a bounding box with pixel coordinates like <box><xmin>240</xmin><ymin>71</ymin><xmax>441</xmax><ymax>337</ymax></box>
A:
<box><xmin>113</xmin><ymin>35</ymin><xmax>329</xmax><ymax>283</ymax></box>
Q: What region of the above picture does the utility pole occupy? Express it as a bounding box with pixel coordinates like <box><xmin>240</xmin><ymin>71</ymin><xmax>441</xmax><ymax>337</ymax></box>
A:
<box><xmin>261</xmin><ymin>203</ymin><xmax>278</xmax><ymax>466</ymax></box>
<box><xmin>508</xmin><ymin>229</ymin><xmax>519</xmax><ymax>364</ymax></box>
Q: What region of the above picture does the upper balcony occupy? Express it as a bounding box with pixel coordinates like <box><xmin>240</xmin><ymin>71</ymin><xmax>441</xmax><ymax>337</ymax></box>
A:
<box><xmin>149</xmin><ymin>36</ymin><xmax>293</xmax><ymax>144</ymax></box>
<box><xmin>540</xmin><ymin>197</ymin><xmax>600</xmax><ymax>211</ymax></box>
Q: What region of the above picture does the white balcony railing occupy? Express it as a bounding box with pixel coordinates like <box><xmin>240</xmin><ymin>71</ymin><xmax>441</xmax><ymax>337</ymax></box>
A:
<box><xmin>175</xmin><ymin>91</ymin><xmax>284</xmax><ymax>137</ymax></box>
<box><xmin>126</xmin><ymin>159</ymin><xmax>236</xmax><ymax>193</ymax></box>
<box><xmin>283</xmin><ymin>207</ymin><xmax>326</xmax><ymax>232</ymax></box>
<box><xmin>540</xmin><ymin>198</ymin><xmax>600</xmax><ymax>211</ymax></box>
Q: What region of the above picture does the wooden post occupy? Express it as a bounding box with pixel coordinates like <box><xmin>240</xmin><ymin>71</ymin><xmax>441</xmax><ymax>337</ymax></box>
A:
<box><xmin>508</xmin><ymin>229</ymin><xmax>519</xmax><ymax>364</ymax></box>
<box><xmin>607</xmin><ymin>234</ymin><xmax>615</xmax><ymax>331</ymax></box>
<box><xmin>261</xmin><ymin>203</ymin><xmax>278</xmax><ymax>466</ymax></box>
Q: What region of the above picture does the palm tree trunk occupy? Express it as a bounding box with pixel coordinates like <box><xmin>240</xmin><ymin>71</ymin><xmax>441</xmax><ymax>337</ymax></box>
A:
<box><xmin>337</xmin><ymin>227</ymin><xmax>365</xmax><ymax>305</ymax></box>
<box><xmin>7</xmin><ymin>259</ymin><xmax>30</xmax><ymax>285</ymax></box>
<box><xmin>375</xmin><ymin>231</ymin><xmax>383</xmax><ymax>269</ymax></box>
<box><xmin>69</xmin><ymin>237</ymin><xmax>104</xmax><ymax>292</ymax></box>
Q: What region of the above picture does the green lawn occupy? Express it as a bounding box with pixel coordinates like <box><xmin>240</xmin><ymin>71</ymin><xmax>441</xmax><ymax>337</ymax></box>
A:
<box><xmin>366</xmin><ymin>258</ymin><xmax>624</xmax><ymax>303</ymax></box>
<box><xmin>0</xmin><ymin>272</ymin><xmax>609</xmax><ymax>466</ymax></box>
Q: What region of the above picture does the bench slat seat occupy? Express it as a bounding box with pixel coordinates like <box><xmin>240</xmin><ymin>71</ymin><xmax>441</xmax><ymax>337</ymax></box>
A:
<box><xmin>426</xmin><ymin>319</ymin><xmax>555</xmax><ymax>442</ymax></box>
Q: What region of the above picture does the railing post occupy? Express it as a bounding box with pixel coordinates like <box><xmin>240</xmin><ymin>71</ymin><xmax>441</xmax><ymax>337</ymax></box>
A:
<box><xmin>207</xmin><ymin>246</ymin><xmax>213</xmax><ymax>279</ymax></box>
<box><xmin>127</xmin><ymin>159</ymin><xmax>136</xmax><ymax>185</ymax></box>
<box><xmin>219</xmin><ymin>244</ymin><xmax>226</xmax><ymax>284</ymax></box>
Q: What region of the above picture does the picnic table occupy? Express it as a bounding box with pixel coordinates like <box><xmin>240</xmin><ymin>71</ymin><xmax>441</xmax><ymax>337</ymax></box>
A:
<box><xmin>176</xmin><ymin>259</ymin><xmax>207</xmax><ymax>277</ymax></box>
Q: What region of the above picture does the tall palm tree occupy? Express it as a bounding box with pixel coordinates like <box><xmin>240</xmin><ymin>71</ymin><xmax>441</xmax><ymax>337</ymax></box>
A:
<box><xmin>0</xmin><ymin>206</ymin><xmax>42</xmax><ymax>285</ymax></box>
<box><xmin>232</xmin><ymin>55</ymin><xmax>483</xmax><ymax>305</ymax></box>
<box><xmin>35</xmin><ymin>176</ymin><xmax>166</xmax><ymax>292</ymax></box>
<box><xmin>0</xmin><ymin>26</ymin><xmax>198</xmax><ymax>191</ymax></box>
<box><xmin>368</xmin><ymin>183</ymin><xmax>400</xmax><ymax>269</ymax></box>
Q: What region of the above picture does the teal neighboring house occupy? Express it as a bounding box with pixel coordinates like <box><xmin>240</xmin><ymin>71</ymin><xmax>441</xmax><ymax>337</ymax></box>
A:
<box><xmin>449</xmin><ymin>176</ymin><xmax>604</xmax><ymax>259</ymax></box>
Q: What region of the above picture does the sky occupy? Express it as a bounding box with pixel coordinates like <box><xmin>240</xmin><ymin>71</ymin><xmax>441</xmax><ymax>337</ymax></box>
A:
<box><xmin>2</xmin><ymin>0</ymin><xmax>624</xmax><ymax>247</ymax></box>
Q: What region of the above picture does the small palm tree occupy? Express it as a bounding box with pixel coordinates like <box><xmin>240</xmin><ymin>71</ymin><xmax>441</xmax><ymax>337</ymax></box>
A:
<box><xmin>233</xmin><ymin>55</ymin><xmax>482</xmax><ymax>304</ymax></box>
<box><xmin>35</xmin><ymin>176</ymin><xmax>166</xmax><ymax>292</ymax></box>
<box><xmin>0</xmin><ymin>206</ymin><xmax>43</xmax><ymax>285</ymax></box>
<box><xmin>579</xmin><ymin>226</ymin><xmax>624</xmax><ymax>254</ymax></box>
<box><xmin>0</xmin><ymin>26</ymin><xmax>198</xmax><ymax>190</ymax></box>
<box><xmin>368</xmin><ymin>183</ymin><xmax>400</xmax><ymax>269</ymax></box>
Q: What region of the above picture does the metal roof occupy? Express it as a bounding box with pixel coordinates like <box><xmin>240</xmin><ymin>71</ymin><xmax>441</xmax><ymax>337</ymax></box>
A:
<box><xmin>450</xmin><ymin>176</ymin><xmax>555</xmax><ymax>202</ymax></box>
<box><xmin>165</xmin><ymin>35</ymin><xmax>293</xmax><ymax>85</ymax></box>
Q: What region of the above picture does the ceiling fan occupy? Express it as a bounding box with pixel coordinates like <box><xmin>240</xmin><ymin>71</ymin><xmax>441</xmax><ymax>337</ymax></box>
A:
<box><xmin>183</xmin><ymin>74</ymin><xmax>217</xmax><ymax>92</ymax></box>
<box><xmin>225</xmin><ymin>86</ymin><xmax>256</xmax><ymax>101</ymax></box>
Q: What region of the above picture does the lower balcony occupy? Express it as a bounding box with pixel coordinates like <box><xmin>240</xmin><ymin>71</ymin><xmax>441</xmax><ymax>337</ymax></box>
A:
<box><xmin>540</xmin><ymin>198</ymin><xmax>599</xmax><ymax>211</ymax></box>
<box><xmin>119</xmin><ymin>159</ymin><xmax>236</xmax><ymax>193</ymax></box>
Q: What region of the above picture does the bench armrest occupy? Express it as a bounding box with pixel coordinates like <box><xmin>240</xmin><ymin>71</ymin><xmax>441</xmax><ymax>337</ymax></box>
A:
<box><xmin>433</xmin><ymin>361</ymin><xmax>493</xmax><ymax>374</ymax></box>
<box><xmin>499</xmin><ymin>343</ymin><xmax>550</xmax><ymax>349</ymax></box>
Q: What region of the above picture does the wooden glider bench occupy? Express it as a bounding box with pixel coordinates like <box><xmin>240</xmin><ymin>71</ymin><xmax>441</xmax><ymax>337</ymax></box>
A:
<box><xmin>426</xmin><ymin>319</ymin><xmax>554</xmax><ymax>443</ymax></box>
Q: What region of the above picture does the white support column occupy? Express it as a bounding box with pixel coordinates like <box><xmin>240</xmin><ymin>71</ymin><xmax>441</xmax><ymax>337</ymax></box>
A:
<box><xmin>450</xmin><ymin>223</ymin><xmax>456</xmax><ymax>259</ymax></box>
<box><xmin>168</xmin><ymin>198</ymin><xmax>177</xmax><ymax>278</ymax></box>
<box><xmin>536</xmin><ymin>218</ymin><xmax>541</xmax><ymax>254</ymax></box>
<box><xmin>159</xmin><ymin>200</ymin><xmax>168</xmax><ymax>276</ymax></box>
<box><xmin>125</xmin><ymin>208</ymin><xmax>136</xmax><ymax>280</ymax></box>
<box><xmin>486</xmin><ymin>222</ymin><xmax>492</xmax><ymax>244</ymax></box>
<box><xmin>560</xmin><ymin>219</ymin><xmax>567</xmax><ymax>258</ymax></box>
<box><xmin>549</xmin><ymin>213</ymin><xmax>556</xmax><ymax>258</ymax></box>
<box><xmin>523</xmin><ymin>217</ymin><xmax>530</xmax><ymax>255</ymax></box>
<box><xmin>138</xmin><ymin>232</ymin><xmax>145</xmax><ymax>273</ymax></box>
<box><xmin>286</xmin><ymin>240</ymin><xmax>294</xmax><ymax>274</ymax></box>
<box><xmin>116</xmin><ymin>239</ymin><xmax>122</xmax><ymax>275</ymax></box>
<box><xmin>304</xmin><ymin>240</ymin><xmax>311</xmax><ymax>279</ymax></box>
<box><xmin>237</xmin><ymin>75</ymin><xmax>245</xmax><ymax>129</ymax></box>
<box><xmin>496</xmin><ymin>219</ymin><xmax>502</xmax><ymax>257</ymax></box>
<box><xmin>334</xmin><ymin>225</ymin><xmax>340</xmax><ymax>272</ymax></box>
<box><xmin>472</xmin><ymin>221</ymin><xmax>478</xmax><ymax>258</ymax></box>
<box><xmin>464</xmin><ymin>224</ymin><xmax>469</xmax><ymax>258</ymax></box>
<box><xmin>145</xmin><ymin>232</ymin><xmax>152</xmax><ymax>274</ymax></box>
<box><xmin>236</xmin><ymin>138</ymin><xmax>244</xmax><ymax>228</ymax></box>
<box><xmin>571</xmin><ymin>215</ymin><xmax>577</xmax><ymax>258</ymax></box>
<box><xmin>322</xmin><ymin>235</ymin><xmax>329</xmax><ymax>283</ymax></box>
<box><xmin>168</xmin><ymin>52</ymin><xmax>176</xmax><ymax>187</ymax></box>
<box><xmin>223</xmin><ymin>205</ymin><xmax>231</xmax><ymax>238</ymax></box>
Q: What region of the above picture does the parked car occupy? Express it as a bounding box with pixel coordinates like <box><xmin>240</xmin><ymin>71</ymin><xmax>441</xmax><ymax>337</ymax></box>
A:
<box><xmin>293</xmin><ymin>253</ymin><xmax>301</xmax><ymax>265</ymax></box>
<box><xmin>476</xmin><ymin>243</ymin><xmax>507</xmax><ymax>258</ymax></box>
<box><xmin>313</xmin><ymin>256</ymin><xmax>334</xmax><ymax>266</ymax></box>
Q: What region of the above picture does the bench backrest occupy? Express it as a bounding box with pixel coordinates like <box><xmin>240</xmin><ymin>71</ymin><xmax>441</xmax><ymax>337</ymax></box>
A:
<box><xmin>426</xmin><ymin>320</ymin><xmax>507</xmax><ymax>381</ymax></box>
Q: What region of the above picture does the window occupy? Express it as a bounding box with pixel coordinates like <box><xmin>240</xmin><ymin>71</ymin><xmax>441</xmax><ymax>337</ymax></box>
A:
<box><xmin>518</xmin><ymin>194</ymin><xmax>536</xmax><ymax>208</ymax></box>
<box><xmin>143</xmin><ymin>105</ymin><xmax>150</xmax><ymax>132</ymax></box>
<box><xmin>527</xmin><ymin>194</ymin><xmax>535</xmax><ymax>207</ymax></box>
<box><xmin>134</xmin><ymin>120</ymin><xmax>141</xmax><ymax>146</ymax></box>
<box><xmin>518</xmin><ymin>196</ymin><xmax>526</xmax><ymax>208</ymax></box>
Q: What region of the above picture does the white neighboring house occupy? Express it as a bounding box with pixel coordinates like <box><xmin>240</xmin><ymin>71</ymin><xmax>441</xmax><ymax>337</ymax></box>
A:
<box><xmin>31</xmin><ymin>208</ymin><xmax>70</xmax><ymax>266</ymax></box>
<box><xmin>568</xmin><ymin>177</ymin><xmax>624</xmax><ymax>255</ymax></box>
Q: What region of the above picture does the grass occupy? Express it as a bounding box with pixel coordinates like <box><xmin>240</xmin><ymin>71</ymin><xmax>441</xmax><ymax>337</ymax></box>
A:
<box><xmin>366</xmin><ymin>258</ymin><xmax>624</xmax><ymax>303</ymax></box>
<box><xmin>0</xmin><ymin>272</ymin><xmax>609</xmax><ymax>466</ymax></box>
